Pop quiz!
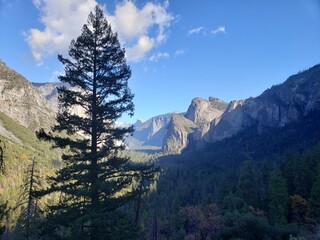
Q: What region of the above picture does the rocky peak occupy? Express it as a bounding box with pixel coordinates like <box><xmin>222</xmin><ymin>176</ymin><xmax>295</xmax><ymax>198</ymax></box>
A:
<box><xmin>125</xmin><ymin>113</ymin><xmax>176</xmax><ymax>148</ymax></box>
<box><xmin>161</xmin><ymin>97</ymin><xmax>228</xmax><ymax>153</ymax></box>
<box><xmin>32</xmin><ymin>82</ymin><xmax>86</xmax><ymax>117</ymax></box>
<box><xmin>225</xmin><ymin>100</ymin><xmax>245</xmax><ymax>113</ymax></box>
<box><xmin>134</xmin><ymin>119</ymin><xmax>144</xmax><ymax>128</ymax></box>
<box><xmin>185</xmin><ymin>97</ymin><xmax>228</xmax><ymax>124</ymax></box>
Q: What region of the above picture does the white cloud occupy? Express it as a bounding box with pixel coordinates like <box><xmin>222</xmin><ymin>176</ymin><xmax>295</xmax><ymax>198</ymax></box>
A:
<box><xmin>126</xmin><ymin>35</ymin><xmax>154</xmax><ymax>62</ymax></box>
<box><xmin>175</xmin><ymin>49</ymin><xmax>185</xmax><ymax>56</ymax></box>
<box><xmin>149</xmin><ymin>52</ymin><xmax>169</xmax><ymax>62</ymax></box>
<box><xmin>108</xmin><ymin>1</ymin><xmax>173</xmax><ymax>61</ymax></box>
<box><xmin>26</xmin><ymin>0</ymin><xmax>96</xmax><ymax>62</ymax></box>
<box><xmin>26</xmin><ymin>0</ymin><xmax>174</xmax><ymax>64</ymax></box>
<box><xmin>211</xmin><ymin>25</ymin><xmax>226</xmax><ymax>34</ymax></box>
<box><xmin>188</xmin><ymin>27</ymin><xmax>204</xmax><ymax>35</ymax></box>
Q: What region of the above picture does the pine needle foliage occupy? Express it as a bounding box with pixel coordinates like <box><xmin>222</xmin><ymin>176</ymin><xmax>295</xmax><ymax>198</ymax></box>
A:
<box><xmin>36</xmin><ymin>5</ymin><xmax>157</xmax><ymax>239</ymax></box>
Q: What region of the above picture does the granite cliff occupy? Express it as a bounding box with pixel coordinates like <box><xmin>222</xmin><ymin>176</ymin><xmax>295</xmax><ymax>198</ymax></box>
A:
<box><xmin>125</xmin><ymin>113</ymin><xmax>177</xmax><ymax>148</ymax></box>
<box><xmin>162</xmin><ymin>97</ymin><xmax>228</xmax><ymax>153</ymax></box>
<box><xmin>197</xmin><ymin>64</ymin><xmax>320</xmax><ymax>148</ymax></box>
<box><xmin>0</xmin><ymin>61</ymin><xmax>54</xmax><ymax>131</ymax></box>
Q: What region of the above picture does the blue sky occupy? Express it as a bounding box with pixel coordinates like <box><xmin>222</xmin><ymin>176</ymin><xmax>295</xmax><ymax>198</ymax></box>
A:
<box><xmin>1</xmin><ymin>0</ymin><xmax>320</xmax><ymax>123</ymax></box>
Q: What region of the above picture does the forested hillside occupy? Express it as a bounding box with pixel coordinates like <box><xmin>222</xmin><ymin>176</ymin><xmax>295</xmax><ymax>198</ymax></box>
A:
<box><xmin>0</xmin><ymin>112</ymin><xmax>60</xmax><ymax>239</ymax></box>
<box><xmin>135</xmin><ymin>123</ymin><xmax>320</xmax><ymax>239</ymax></box>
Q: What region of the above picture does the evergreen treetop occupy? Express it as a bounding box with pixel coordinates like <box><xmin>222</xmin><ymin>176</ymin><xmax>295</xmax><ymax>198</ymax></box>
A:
<box><xmin>36</xmin><ymin>5</ymin><xmax>157</xmax><ymax>239</ymax></box>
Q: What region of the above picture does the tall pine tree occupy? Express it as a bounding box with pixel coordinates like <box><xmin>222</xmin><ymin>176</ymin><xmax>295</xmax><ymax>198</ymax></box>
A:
<box><xmin>309</xmin><ymin>170</ymin><xmax>320</xmax><ymax>221</ymax></box>
<box><xmin>237</xmin><ymin>160</ymin><xmax>258</xmax><ymax>207</ymax></box>
<box><xmin>268</xmin><ymin>167</ymin><xmax>289</xmax><ymax>226</ymax></box>
<box><xmin>37</xmin><ymin>5</ymin><xmax>156</xmax><ymax>239</ymax></box>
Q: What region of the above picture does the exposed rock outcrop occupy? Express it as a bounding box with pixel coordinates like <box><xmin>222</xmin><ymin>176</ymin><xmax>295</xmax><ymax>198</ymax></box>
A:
<box><xmin>32</xmin><ymin>82</ymin><xmax>86</xmax><ymax>118</ymax></box>
<box><xmin>125</xmin><ymin>113</ymin><xmax>177</xmax><ymax>148</ymax></box>
<box><xmin>162</xmin><ymin>114</ymin><xmax>198</xmax><ymax>153</ymax></box>
<box><xmin>162</xmin><ymin>97</ymin><xmax>228</xmax><ymax>153</ymax></box>
<box><xmin>0</xmin><ymin>61</ymin><xmax>54</xmax><ymax>130</ymax></box>
<box><xmin>32</xmin><ymin>82</ymin><xmax>62</xmax><ymax>113</ymax></box>
<box><xmin>185</xmin><ymin>97</ymin><xmax>228</xmax><ymax>124</ymax></box>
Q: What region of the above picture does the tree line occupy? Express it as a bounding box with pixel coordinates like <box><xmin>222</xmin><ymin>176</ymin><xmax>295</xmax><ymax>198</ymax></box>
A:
<box><xmin>127</xmin><ymin>142</ymin><xmax>320</xmax><ymax>240</ymax></box>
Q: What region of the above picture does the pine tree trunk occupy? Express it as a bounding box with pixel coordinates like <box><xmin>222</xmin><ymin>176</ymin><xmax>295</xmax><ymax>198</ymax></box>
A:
<box><xmin>90</xmin><ymin>36</ymin><xmax>100</xmax><ymax>239</ymax></box>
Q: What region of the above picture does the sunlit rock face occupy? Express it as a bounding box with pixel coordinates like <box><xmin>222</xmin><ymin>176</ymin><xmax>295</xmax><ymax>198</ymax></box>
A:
<box><xmin>162</xmin><ymin>97</ymin><xmax>228</xmax><ymax>154</ymax></box>
<box><xmin>0</xmin><ymin>61</ymin><xmax>54</xmax><ymax>130</ymax></box>
<box><xmin>32</xmin><ymin>82</ymin><xmax>86</xmax><ymax>118</ymax></box>
<box><xmin>185</xmin><ymin>97</ymin><xmax>228</xmax><ymax>125</ymax></box>
<box><xmin>125</xmin><ymin>113</ymin><xmax>177</xmax><ymax>148</ymax></box>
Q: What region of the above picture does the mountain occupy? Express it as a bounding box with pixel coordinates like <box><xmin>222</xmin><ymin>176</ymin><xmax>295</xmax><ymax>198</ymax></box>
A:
<box><xmin>162</xmin><ymin>114</ymin><xmax>197</xmax><ymax>153</ymax></box>
<box><xmin>125</xmin><ymin>113</ymin><xmax>177</xmax><ymax>148</ymax></box>
<box><xmin>32</xmin><ymin>82</ymin><xmax>63</xmax><ymax>113</ymax></box>
<box><xmin>0</xmin><ymin>107</ymin><xmax>60</xmax><ymax>231</ymax></box>
<box><xmin>32</xmin><ymin>82</ymin><xmax>87</xmax><ymax>118</ymax></box>
<box><xmin>0</xmin><ymin>63</ymin><xmax>61</xmax><ymax>226</ymax></box>
<box><xmin>0</xmin><ymin>60</ymin><xmax>54</xmax><ymax>130</ymax></box>
<box><xmin>3</xmin><ymin>59</ymin><xmax>319</xmax><ymax>156</ymax></box>
<box><xmin>125</xmin><ymin>97</ymin><xmax>228</xmax><ymax>152</ymax></box>
<box><xmin>185</xmin><ymin>97</ymin><xmax>228</xmax><ymax>124</ymax></box>
<box><xmin>195</xmin><ymin>64</ymin><xmax>320</xmax><ymax>149</ymax></box>
<box><xmin>162</xmin><ymin>97</ymin><xmax>228</xmax><ymax>153</ymax></box>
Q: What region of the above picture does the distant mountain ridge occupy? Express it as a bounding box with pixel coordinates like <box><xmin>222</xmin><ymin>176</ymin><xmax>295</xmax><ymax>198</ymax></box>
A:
<box><xmin>125</xmin><ymin>113</ymin><xmax>178</xmax><ymax>148</ymax></box>
<box><xmin>125</xmin><ymin>97</ymin><xmax>228</xmax><ymax>152</ymax></box>
<box><xmin>32</xmin><ymin>82</ymin><xmax>64</xmax><ymax>113</ymax></box>
<box><xmin>1</xmin><ymin>60</ymin><xmax>319</xmax><ymax>156</ymax></box>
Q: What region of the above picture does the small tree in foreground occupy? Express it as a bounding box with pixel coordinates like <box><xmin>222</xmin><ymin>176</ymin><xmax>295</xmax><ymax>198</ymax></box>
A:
<box><xmin>0</xmin><ymin>140</ymin><xmax>6</xmax><ymax>236</ymax></box>
<box><xmin>37</xmin><ymin>5</ymin><xmax>157</xmax><ymax>239</ymax></box>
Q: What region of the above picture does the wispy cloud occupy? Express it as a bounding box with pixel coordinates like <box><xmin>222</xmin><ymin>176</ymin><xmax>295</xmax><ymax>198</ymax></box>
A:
<box><xmin>49</xmin><ymin>70</ymin><xmax>64</xmax><ymax>82</ymax></box>
<box><xmin>26</xmin><ymin>0</ymin><xmax>174</xmax><ymax>63</ymax></box>
<box><xmin>149</xmin><ymin>52</ymin><xmax>170</xmax><ymax>62</ymax></box>
<box><xmin>188</xmin><ymin>26</ymin><xmax>205</xmax><ymax>35</ymax></box>
<box><xmin>211</xmin><ymin>25</ymin><xmax>226</xmax><ymax>34</ymax></box>
<box><xmin>175</xmin><ymin>49</ymin><xmax>185</xmax><ymax>56</ymax></box>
